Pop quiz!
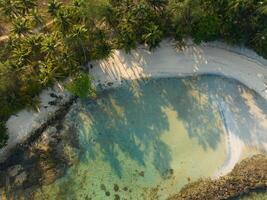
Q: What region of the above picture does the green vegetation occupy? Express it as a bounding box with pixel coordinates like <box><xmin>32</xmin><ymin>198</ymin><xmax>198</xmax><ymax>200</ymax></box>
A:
<box><xmin>0</xmin><ymin>0</ymin><xmax>267</xmax><ymax>147</ymax></box>
<box><xmin>65</xmin><ymin>72</ymin><xmax>96</xmax><ymax>99</ymax></box>
<box><xmin>0</xmin><ymin>0</ymin><xmax>111</xmax><ymax>147</ymax></box>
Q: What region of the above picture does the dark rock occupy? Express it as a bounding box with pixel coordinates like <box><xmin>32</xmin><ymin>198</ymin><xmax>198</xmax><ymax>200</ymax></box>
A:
<box><xmin>107</xmin><ymin>82</ymin><xmax>113</xmax><ymax>86</ymax></box>
<box><xmin>100</xmin><ymin>184</ymin><xmax>106</xmax><ymax>191</ymax></box>
<box><xmin>139</xmin><ymin>171</ymin><xmax>145</xmax><ymax>177</ymax></box>
<box><xmin>105</xmin><ymin>191</ymin><xmax>110</xmax><ymax>196</ymax></box>
<box><xmin>49</xmin><ymin>93</ymin><xmax>58</xmax><ymax>98</ymax></box>
<box><xmin>114</xmin><ymin>184</ymin><xmax>119</xmax><ymax>192</ymax></box>
<box><xmin>48</xmin><ymin>101</ymin><xmax>57</xmax><ymax>106</ymax></box>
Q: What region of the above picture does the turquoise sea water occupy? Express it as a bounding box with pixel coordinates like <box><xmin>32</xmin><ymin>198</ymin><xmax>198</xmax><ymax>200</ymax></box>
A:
<box><xmin>33</xmin><ymin>75</ymin><xmax>267</xmax><ymax>200</ymax></box>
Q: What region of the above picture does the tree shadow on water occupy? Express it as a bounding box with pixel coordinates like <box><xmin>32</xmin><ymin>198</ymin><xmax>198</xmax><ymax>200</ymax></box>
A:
<box><xmin>75</xmin><ymin>79</ymin><xmax>171</xmax><ymax>177</ymax></box>
<box><xmin>3</xmin><ymin>75</ymin><xmax>267</xmax><ymax>199</ymax></box>
<box><xmin>72</xmin><ymin>75</ymin><xmax>232</xmax><ymax>178</ymax></box>
<box><xmin>176</xmin><ymin>75</ymin><xmax>267</xmax><ymax>152</ymax></box>
<box><xmin>156</xmin><ymin>77</ymin><xmax>224</xmax><ymax>151</ymax></box>
<box><xmin>207</xmin><ymin>76</ymin><xmax>267</xmax><ymax>151</ymax></box>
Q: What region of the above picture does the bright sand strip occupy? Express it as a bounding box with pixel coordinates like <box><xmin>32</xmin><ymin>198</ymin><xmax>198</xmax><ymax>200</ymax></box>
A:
<box><xmin>1</xmin><ymin>39</ymin><xmax>267</xmax><ymax>176</ymax></box>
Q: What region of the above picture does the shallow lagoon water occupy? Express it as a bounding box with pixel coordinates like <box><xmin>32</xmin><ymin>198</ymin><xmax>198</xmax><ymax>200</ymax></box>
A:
<box><xmin>33</xmin><ymin>75</ymin><xmax>267</xmax><ymax>200</ymax></box>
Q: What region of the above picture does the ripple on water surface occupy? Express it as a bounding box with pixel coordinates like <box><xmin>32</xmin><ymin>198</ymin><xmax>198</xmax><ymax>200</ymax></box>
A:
<box><xmin>33</xmin><ymin>75</ymin><xmax>267</xmax><ymax>200</ymax></box>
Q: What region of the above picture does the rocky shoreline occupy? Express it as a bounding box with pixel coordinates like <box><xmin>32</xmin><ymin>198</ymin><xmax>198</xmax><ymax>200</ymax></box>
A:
<box><xmin>0</xmin><ymin>97</ymin><xmax>80</xmax><ymax>199</ymax></box>
<box><xmin>4</xmin><ymin>96</ymin><xmax>76</xmax><ymax>163</ymax></box>
<box><xmin>168</xmin><ymin>154</ymin><xmax>267</xmax><ymax>200</ymax></box>
<box><xmin>0</xmin><ymin>88</ymin><xmax>116</xmax><ymax>199</ymax></box>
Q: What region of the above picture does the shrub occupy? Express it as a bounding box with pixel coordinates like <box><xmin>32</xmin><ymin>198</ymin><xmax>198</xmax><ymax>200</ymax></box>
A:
<box><xmin>65</xmin><ymin>72</ymin><xmax>96</xmax><ymax>99</ymax></box>
<box><xmin>191</xmin><ymin>14</ymin><xmax>221</xmax><ymax>44</ymax></box>
<box><xmin>142</xmin><ymin>23</ymin><xmax>163</xmax><ymax>50</ymax></box>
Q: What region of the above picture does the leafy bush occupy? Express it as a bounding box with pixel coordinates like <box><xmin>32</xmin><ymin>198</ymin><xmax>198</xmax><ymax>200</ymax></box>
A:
<box><xmin>191</xmin><ymin>14</ymin><xmax>221</xmax><ymax>44</ymax></box>
<box><xmin>65</xmin><ymin>72</ymin><xmax>96</xmax><ymax>99</ymax></box>
<box><xmin>219</xmin><ymin>0</ymin><xmax>261</xmax><ymax>44</ymax></box>
<box><xmin>142</xmin><ymin>23</ymin><xmax>163</xmax><ymax>50</ymax></box>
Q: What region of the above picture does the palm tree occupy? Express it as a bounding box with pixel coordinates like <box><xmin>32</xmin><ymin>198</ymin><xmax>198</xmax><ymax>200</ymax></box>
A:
<box><xmin>0</xmin><ymin>0</ymin><xmax>20</xmax><ymax>19</ymax></box>
<box><xmin>68</xmin><ymin>24</ymin><xmax>87</xmax><ymax>41</ymax></box>
<box><xmin>10</xmin><ymin>43</ymin><xmax>31</xmax><ymax>69</ymax></box>
<box><xmin>17</xmin><ymin>0</ymin><xmax>37</xmax><ymax>16</ymax></box>
<box><xmin>40</xmin><ymin>32</ymin><xmax>78</xmax><ymax>79</ymax></box>
<box><xmin>55</xmin><ymin>9</ymin><xmax>72</xmax><ymax>34</ymax></box>
<box><xmin>39</xmin><ymin>58</ymin><xmax>57</xmax><ymax>85</ymax></box>
<box><xmin>48</xmin><ymin>0</ymin><xmax>62</xmax><ymax>17</ymax></box>
<box><xmin>117</xmin><ymin>19</ymin><xmax>137</xmax><ymax>53</ymax></box>
<box><xmin>89</xmin><ymin>28</ymin><xmax>112</xmax><ymax>60</ymax></box>
<box><xmin>67</xmin><ymin>24</ymin><xmax>88</xmax><ymax>62</ymax></box>
<box><xmin>41</xmin><ymin>33</ymin><xmax>61</xmax><ymax>59</ymax></box>
<box><xmin>24</xmin><ymin>34</ymin><xmax>42</xmax><ymax>60</ymax></box>
<box><xmin>29</xmin><ymin>9</ymin><xmax>44</xmax><ymax>29</ymax></box>
<box><xmin>11</xmin><ymin>17</ymin><xmax>30</xmax><ymax>37</ymax></box>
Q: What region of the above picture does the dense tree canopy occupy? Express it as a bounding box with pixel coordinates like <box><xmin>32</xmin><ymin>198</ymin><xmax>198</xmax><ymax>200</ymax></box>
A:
<box><xmin>0</xmin><ymin>0</ymin><xmax>266</xmax><ymax>147</ymax></box>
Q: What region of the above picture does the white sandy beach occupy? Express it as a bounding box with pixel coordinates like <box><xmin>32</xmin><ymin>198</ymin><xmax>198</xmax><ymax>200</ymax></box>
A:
<box><xmin>1</xmin><ymin>39</ymin><xmax>267</xmax><ymax>176</ymax></box>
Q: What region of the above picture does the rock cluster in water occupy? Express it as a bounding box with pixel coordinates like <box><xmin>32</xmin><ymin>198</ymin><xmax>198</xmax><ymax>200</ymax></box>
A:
<box><xmin>168</xmin><ymin>154</ymin><xmax>267</xmax><ymax>200</ymax></box>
